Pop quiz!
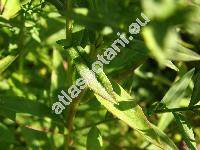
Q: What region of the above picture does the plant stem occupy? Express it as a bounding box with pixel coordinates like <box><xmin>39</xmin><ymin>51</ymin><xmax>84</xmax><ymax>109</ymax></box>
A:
<box><xmin>65</xmin><ymin>0</ymin><xmax>73</xmax><ymax>41</ymax></box>
<box><xmin>64</xmin><ymin>0</ymin><xmax>77</xmax><ymax>149</ymax></box>
<box><xmin>66</xmin><ymin>98</ymin><xmax>80</xmax><ymax>146</ymax></box>
<box><xmin>155</xmin><ymin>105</ymin><xmax>200</xmax><ymax>113</ymax></box>
<box><xmin>18</xmin><ymin>10</ymin><xmax>25</xmax><ymax>79</ymax></box>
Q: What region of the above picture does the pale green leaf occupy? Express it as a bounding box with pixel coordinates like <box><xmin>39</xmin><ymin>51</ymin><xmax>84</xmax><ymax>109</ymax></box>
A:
<box><xmin>67</xmin><ymin>46</ymin><xmax>117</xmax><ymax>104</ymax></box>
<box><xmin>163</xmin><ymin>60</ymin><xmax>179</xmax><ymax>71</ymax></box>
<box><xmin>0</xmin><ymin>0</ymin><xmax>21</xmax><ymax>19</ymax></box>
<box><xmin>50</xmin><ymin>48</ymin><xmax>68</xmax><ymax>102</ymax></box>
<box><xmin>95</xmin><ymin>82</ymin><xmax>178</xmax><ymax>150</ymax></box>
<box><xmin>0</xmin><ymin>55</ymin><xmax>18</xmax><ymax>74</ymax></box>
<box><xmin>167</xmin><ymin>44</ymin><xmax>200</xmax><ymax>61</ymax></box>
<box><xmin>66</xmin><ymin>46</ymin><xmax>177</xmax><ymax>149</ymax></box>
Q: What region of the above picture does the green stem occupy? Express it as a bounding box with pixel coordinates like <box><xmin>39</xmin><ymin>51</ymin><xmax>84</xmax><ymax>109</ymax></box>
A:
<box><xmin>155</xmin><ymin>105</ymin><xmax>200</xmax><ymax>113</ymax></box>
<box><xmin>18</xmin><ymin>10</ymin><xmax>25</xmax><ymax>79</ymax></box>
<box><xmin>66</xmin><ymin>98</ymin><xmax>80</xmax><ymax>147</ymax></box>
<box><xmin>64</xmin><ymin>0</ymin><xmax>77</xmax><ymax>149</ymax></box>
<box><xmin>65</xmin><ymin>0</ymin><xmax>73</xmax><ymax>41</ymax></box>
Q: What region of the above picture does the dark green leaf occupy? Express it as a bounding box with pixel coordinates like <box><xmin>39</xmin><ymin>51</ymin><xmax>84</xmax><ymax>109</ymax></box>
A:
<box><xmin>87</xmin><ymin>126</ymin><xmax>103</xmax><ymax>150</ymax></box>
<box><xmin>189</xmin><ymin>70</ymin><xmax>200</xmax><ymax>106</ymax></box>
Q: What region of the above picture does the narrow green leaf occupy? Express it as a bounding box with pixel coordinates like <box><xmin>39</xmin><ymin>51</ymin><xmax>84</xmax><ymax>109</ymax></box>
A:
<box><xmin>163</xmin><ymin>60</ymin><xmax>179</xmax><ymax>71</ymax></box>
<box><xmin>173</xmin><ymin>112</ymin><xmax>196</xmax><ymax>150</ymax></box>
<box><xmin>167</xmin><ymin>44</ymin><xmax>200</xmax><ymax>61</ymax></box>
<box><xmin>87</xmin><ymin>126</ymin><xmax>103</xmax><ymax>150</ymax></box>
<box><xmin>66</xmin><ymin>46</ymin><xmax>177</xmax><ymax>149</ymax></box>
<box><xmin>75</xmin><ymin>46</ymin><xmax>116</xmax><ymax>102</ymax></box>
<box><xmin>50</xmin><ymin>48</ymin><xmax>68</xmax><ymax>102</ymax></box>
<box><xmin>95</xmin><ymin>82</ymin><xmax>178</xmax><ymax>150</ymax></box>
<box><xmin>189</xmin><ymin>70</ymin><xmax>200</xmax><ymax>106</ymax></box>
<box><xmin>142</xmin><ymin>26</ymin><xmax>167</xmax><ymax>66</ymax></box>
<box><xmin>67</xmin><ymin>47</ymin><xmax>117</xmax><ymax>104</ymax></box>
<box><xmin>158</xmin><ymin>69</ymin><xmax>195</xmax><ymax>130</ymax></box>
<box><xmin>161</xmin><ymin>68</ymin><xmax>195</xmax><ymax>105</ymax></box>
<box><xmin>0</xmin><ymin>55</ymin><xmax>18</xmax><ymax>74</ymax></box>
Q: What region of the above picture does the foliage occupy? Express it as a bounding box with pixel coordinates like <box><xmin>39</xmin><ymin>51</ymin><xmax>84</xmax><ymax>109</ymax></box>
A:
<box><xmin>0</xmin><ymin>0</ymin><xmax>200</xmax><ymax>149</ymax></box>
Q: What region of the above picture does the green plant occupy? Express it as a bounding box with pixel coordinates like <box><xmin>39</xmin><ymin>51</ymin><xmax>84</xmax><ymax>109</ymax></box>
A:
<box><xmin>0</xmin><ymin>0</ymin><xmax>200</xmax><ymax>149</ymax></box>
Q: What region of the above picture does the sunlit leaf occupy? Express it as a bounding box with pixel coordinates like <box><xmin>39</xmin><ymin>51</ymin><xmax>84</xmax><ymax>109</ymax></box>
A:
<box><xmin>173</xmin><ymin>112</ymin><xmax>196</xmax><ymax>150</ymax></box>
<box><xmin>158</xmin><ymin>69</ymin><xmax>195</xmax><ymax>130</ymax></box>
<box><xmin>0</xmin><ymin>0</ymin><xmax>21</xmax><ymax>19</ymax></box>
<box><xmin>95</xmin><ymin>82</ymin><xmax>178</xmax><ymax>149</ymax></box>
<box><xmin>0</xmin><ymin>55</ymin><xmax>18</xmax><ymax>74</ymax></box>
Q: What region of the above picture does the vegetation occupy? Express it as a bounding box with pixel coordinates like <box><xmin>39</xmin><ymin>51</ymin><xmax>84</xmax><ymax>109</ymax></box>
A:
<box><xmin>0</xmin><ymin>0</ymin><xmax>200</xmax><ymax>149</ymax></box>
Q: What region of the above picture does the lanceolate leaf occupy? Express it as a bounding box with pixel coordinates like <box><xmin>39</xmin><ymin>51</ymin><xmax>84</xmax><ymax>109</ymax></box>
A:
<box><xmin>142</xmin><ymin>26</ymin><xmax>167</xmax><ymax>66</ymax></box>
<box><xmin>87</xmin><ymin>126</ymin><xmax>103</xmax><ymax>150</ymax></box>
<box><xmin>0</xmin><ymin>55</ymin><xmax>18</xmax><ymax>74</ymax></box>
<box><xmin>167</xmin><ymin>44</ymin><xmax>200</xmax><ymax>61</ymax></box>
<box><xmin>95</xmin><ymin>82</ymin><xmax>178</xmax><ymax>149</ymax></box>
<box><xmin>163</xmin><ymin>60</ymin><xmax>179</xmax><ymax>72</ymax></box>
<box><xmin>66</xmin><ymin>46</ymin><xmax>177</xmax><ymax>149</ymax></box>
<box><xmin>57</xmin><ymin>35</ymin><xmax>115</xmax><ymax>100</ymax></box>
<box><xmin>189</xmin><ymin>70</ymin><xmax>200</xmax><ymax>106</ymax></box>
<box><xmin>68</xmin><ymin>46</ymin><xmax>117</xmax><ymax>104</ymax></box>
<box><xmin>50</xmin><ymin>48</ymin><xmax>68</xmax><ymax>102</ymax></box>
<box><xmin>161</xmin><ymin>68</ymin><xmax>195</xmax><ymax>105</ymax></box>
<box><xmin>75</xmin><ymin>46</ymin><xmax>116</xmax><ymax>101</ymax></box>
<box><xmin>173</xmin><ymin>112</ymin><xmax>197</xmax><ymax>150</ymax></box>
<box><xmin>158</xmin><ymin>69</ymin><xmax>195</xmax><ymax>130</ymax></box>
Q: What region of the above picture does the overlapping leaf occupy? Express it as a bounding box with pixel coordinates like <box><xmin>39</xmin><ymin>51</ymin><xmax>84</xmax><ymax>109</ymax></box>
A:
<box><xmin>64</xmin><ymin>45</ymin><xmax>177</xmax><ymax>149</ymax></box>
<box><xmin>173</xmin><ymin>112</ymin><xmax>196</xmax><ymax>150</ymax></box>
<box><xmin>158</xmin><ymin>69</ymin><xmax>195</xmax><ymax>130</ymax></box>
<box><xmin>189</xmin><ymin>70</ymin><xmax>200</xmax><ymax>106</ymax></box>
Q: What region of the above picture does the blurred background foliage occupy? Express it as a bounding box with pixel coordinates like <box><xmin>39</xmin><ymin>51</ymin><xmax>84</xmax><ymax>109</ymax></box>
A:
<box><xmin>0</xmin><ymin>0</ymin><xmax>200</xmax><ymax>149</ymax></box>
